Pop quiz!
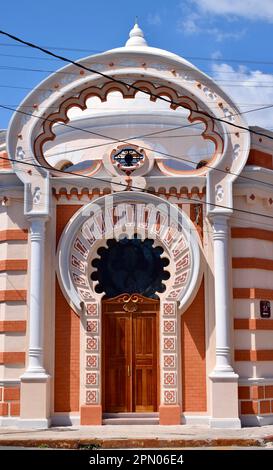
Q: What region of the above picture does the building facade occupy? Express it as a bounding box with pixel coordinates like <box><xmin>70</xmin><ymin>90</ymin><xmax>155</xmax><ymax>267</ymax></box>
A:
<box><xmin>1</xmin><ymin>24</ymin><xmax>273</xmax><ymax>428</ymax></box>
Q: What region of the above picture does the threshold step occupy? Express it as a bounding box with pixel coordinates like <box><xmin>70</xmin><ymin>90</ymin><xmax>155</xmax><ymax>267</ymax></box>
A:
<box><xmin>103</xmin><ymin>413</ymin><xmax>159</xmax><ymax>419</ymax></box>
<box><xmin>102</xmin><ymin>417</ymin><xmax>159</xmax><ymax>425</ymax></box>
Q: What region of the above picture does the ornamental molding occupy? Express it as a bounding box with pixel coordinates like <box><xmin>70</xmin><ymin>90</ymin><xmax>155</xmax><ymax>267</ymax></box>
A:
<box><xmin>33</xmin><ymin>80</ymin><xmax>223</xmax><ymax>176</ymax></box>
<box><xmin>56</xmin><ymin>192</ymin><xmax>202</xmax><ymax>315</ymax></box>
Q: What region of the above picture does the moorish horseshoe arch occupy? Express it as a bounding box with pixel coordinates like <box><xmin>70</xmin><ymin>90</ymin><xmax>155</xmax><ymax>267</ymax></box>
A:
<box><xmin>56</xmin><ymin>192</ymin><xmax>202</xmax><ymax>413</ymax></box>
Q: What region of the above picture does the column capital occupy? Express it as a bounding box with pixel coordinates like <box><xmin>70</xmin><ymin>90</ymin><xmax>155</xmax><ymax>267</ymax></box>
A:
<box><xmin>28</xmin><ymin>216</ymin><xmax>48</xmax><ymax>242</ymax></box>
<box><xmin>210</xmin><ymin>213</ymin><xmax>231</xmax><ymax>240</ymax></box>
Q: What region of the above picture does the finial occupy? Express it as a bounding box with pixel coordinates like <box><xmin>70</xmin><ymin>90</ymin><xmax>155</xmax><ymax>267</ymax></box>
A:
<box><xmin>125</xmin><ymin>21</ymin><xmax>148</xmax><ymax>47</ymax></box>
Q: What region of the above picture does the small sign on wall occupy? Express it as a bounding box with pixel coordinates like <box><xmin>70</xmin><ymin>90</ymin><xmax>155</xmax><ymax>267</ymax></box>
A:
<box><xmin>260</xmin><ymin>300</ymin><xmax>271</xmax><ymax>318</ymax></box>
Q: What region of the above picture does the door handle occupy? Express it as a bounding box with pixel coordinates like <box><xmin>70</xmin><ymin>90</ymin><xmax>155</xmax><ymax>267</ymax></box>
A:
<box><xmin>127</xmin><ymin>365</ymin><xmax>131</xmax><ymax>377</ymax></box>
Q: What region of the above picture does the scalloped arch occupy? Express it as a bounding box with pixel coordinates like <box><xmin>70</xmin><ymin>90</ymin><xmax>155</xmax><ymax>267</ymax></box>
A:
<box><xmin>34</xmin><ymin>79</ymin><xmax>224</xmax><ymax>175</ymax></box>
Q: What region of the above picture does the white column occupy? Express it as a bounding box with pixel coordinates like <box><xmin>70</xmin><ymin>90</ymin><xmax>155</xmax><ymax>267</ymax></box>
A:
<box><xmin>19</xmin><ymin>217</ymin><xmax>50</xmax><ymax>428</ymax></box>
<box><xmin>209</xmin><ymin>214</ymin><xmax>240</xmax><ymax>428</ymax></box>
<box><xmin>23</xmin><ymin>217</ymin><xmax>48</xmax><ymax>377</ymax></box>
<box><xmin>211</xmin><ymin>215</ymin><xmax>235</xmax><ymax>375</ymax></box>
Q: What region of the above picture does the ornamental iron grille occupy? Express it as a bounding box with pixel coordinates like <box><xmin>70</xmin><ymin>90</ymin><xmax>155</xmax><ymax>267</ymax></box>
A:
<box><xmin>112</xmin><ymin>147</ymin><xmax>145</xmax><ymax>170</ymax></box>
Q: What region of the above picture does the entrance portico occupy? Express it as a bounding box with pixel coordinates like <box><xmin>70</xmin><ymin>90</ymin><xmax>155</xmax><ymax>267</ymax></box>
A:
<box><xmin>56</xmin><ymin>192</ymin><xmax>201</xmax><ymax>425</ymax></box>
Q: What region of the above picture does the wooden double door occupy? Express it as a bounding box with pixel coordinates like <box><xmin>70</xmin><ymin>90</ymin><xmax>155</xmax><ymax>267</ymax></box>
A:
<box><xmin>102</xmin><ymin>294</ymin><xmax>159</xmax><ymax>413</ymax></box>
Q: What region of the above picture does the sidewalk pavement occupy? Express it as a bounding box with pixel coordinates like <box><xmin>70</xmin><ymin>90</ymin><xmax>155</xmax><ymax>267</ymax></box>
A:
<box><xmin>1</xmin><ymin>424</ymin><xmax>273</xmax><ymax>448</ymax></box>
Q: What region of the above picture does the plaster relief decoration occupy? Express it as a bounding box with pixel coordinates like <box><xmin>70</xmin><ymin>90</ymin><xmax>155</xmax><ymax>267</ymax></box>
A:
<box><xmin>16</xmin><ymin>146</ymin><xmax>25</xmax><ymax>160</ymax></box>
<box><xmin>215</xmin><ymin>185</ymin><xmax>224</xmax><ymax>203</ymax></box>
<box><xmin>33</xmin><ymin>187</ymin><xmax>41</xmax><ymax>205</ymax></box>
<box><xmin>233</xmin><ymin>144</ymin><xmax>240</xmax><ymax>161</ymax></box>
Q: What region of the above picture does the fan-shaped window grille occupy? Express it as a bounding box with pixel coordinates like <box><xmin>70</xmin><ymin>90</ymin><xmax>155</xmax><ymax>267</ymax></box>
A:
<box><xmin>91</xmin><ymin>236</ymin><xmax>170</xmax><ymax>299</ymax></box>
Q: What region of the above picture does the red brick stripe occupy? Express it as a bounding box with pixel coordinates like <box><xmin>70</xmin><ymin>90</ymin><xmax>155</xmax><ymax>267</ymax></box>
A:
<box><xmin>0</xmin><ymin>151</ymin><xmax>11</xmax><ymax>170</ymax></box>
<box><xmin>234</xmin><ymin>319</ymin><xmax>273</xmax><ymax>330</ymax></box>
<box><xmin>3</xmin><ymin>387</ymin><xmax>20</xmax><ymax>401</ymax></box>
<box><xmin>0</xmin><ymin>403</ymin><xmax>8</xmax><ymax>416</ymax></box>
<box><xmin>240</xmin><ymin>400</ymin><xmax>258</xmax><ymax>415</ymax></box>
<box><xmin>0</xmin><ymin>290</ymin><xmax>27</xmax><ymax>302</ymax></box>
<box><xmin>0</xmin><ymin>352</ymin><xmax>25</xmax><ymax>364</ymax></box>
<box><xmin>10</xmin><ymin>402</ymin><xmax>20</xmax><ymax>416</ymax></box>
<box><xmin>233</xmin><ymin>288</ymin><xmax>273</xmax><ymax>300</ymax></box>
<box><xmin>0</xmin><ymin>321</ymin><xmax>26</xmax><ymax>333</ymax></box>
<box><xmin>232</xmin><ymin>258</ymin><xmax>273</xmax><ymax>270</ymax></box>
<box><xmin>231</xmin><ymin>227</ymin><xmax>273</xmax><ymax>242</ymax></box>
<box><xmin>0</xmin><ymin>229</ymin><xmax>28</xmax><ymax>242</ymax></box>
<box><xmin>247</xmin><ymin>149</ymin><xmax>272</xmax><ymax>170</ymax></box>
<box><xmin>0</xmin><ymin>260</ymin><xmax>27</xmax><ymax>272</ymax></box>
<box><xmin>235</xmin><ymin>350</ymin><xmax>273</xmax><ymax>361</ymax></box>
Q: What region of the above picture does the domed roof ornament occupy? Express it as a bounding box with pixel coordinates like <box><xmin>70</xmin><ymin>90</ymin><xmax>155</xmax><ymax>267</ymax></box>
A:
<box><xmin>125</xmin><ymin>20</ymin><xmax>148</xmax><ymax>47</ymax></box>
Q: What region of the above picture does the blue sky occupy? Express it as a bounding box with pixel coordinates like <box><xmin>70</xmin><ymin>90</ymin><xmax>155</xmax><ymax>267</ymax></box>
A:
<box><xmin>1</xmin><ymin>0</ymin><xmax>273</xmax><ymax>129</ymax></box>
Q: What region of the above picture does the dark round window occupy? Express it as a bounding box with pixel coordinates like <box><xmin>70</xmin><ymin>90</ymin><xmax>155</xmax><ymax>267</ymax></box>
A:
<box><xmin>91</xmin><ymin>236</ymin><xmax>170</xmax><ymax>299</ymax></box>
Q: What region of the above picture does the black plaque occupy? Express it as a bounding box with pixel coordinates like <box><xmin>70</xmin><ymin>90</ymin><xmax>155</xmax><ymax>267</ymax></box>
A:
<box><xmin>260</xmin><ymin>300</ymin><xmax>271</xmax><ymax>318</ymax></box>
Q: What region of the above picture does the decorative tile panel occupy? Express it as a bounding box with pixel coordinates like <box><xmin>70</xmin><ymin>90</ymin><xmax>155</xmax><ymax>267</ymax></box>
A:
<box><xmin>174</xmin><ymin>272</ymin><xmax>188</xmax><ymax>286</ymax></box>
<box><xmin>78</xmin><ymin>288</ymin><xmax>94</xmax><ymax>300</ymax></box>
<box><xmin>86</xmin><ymin>354</ymin><xmax>98</xmax><ymax>369</ymax></box>
<box><xmin>86</xmin><ymin>303</ymin><xmax>98</xmax><ymax>316</ymax></box>
<box><xmin>86</xmin><ymin>372</ymin><xmax>99</xmax><ymax>386</ymax></box>
<box><xmin>86</xmin><ymin>320</ymin><xmax>99</xmax><ymax>333</ymax></box>
<box><xmin>163</xmin><ymin>320</ymin><xmax>176</xmax><ymax>333</ymax></box>
<box><xmin>164</xmin><ymin>390</ymin><xmax>177</xmax><ymax>404</ymax></box>
<box><xmin>71</xmin><ymin>254</ymin><xmax>85</xmax><ymax>273</ymax></box>
<box><xmin>73</xmin><ymin>238</ymin><xmax>88</xmax><ymax>259</ymax></box>
<box><xmin>163</xmin><ymin>372</ymin><xmax>176</xmax><ymax>386</ymax></box>
<box><xmin>163</xmin><ymin>354</ymin><xmax>175</xmax><ymax>368</ymax></box>
<box><xmin>163</xmin><ymin>303</ymin><xmax>175</xmax><ymax>316</ymax></box>
<box><xmin>176</xmin><ymin>252</ymin><xmax>189</xmax><ymax>270</ymax></box>
<box><xmin>86</xmin><ymin>390</ymin><xmax>98</xmax><ymax>404</ymax></box>
<box><xmin>163</xmin><ymin>337</ymin><xmax>175</xmax><ymax>351</ymax></box>
<box><xmin>86</xmin><ymin>337</ymin><xmax>98</xmax><ymax>351</ymax></box>
<box><xmin>82</xmin><ymin>302</ymin><xmax>101</xmax><ymax>409</ymax></box>
<box><xmin>161</xmin><ymin>301</ymin><xmax>178</xmax><ymax>405</ymax></box>
<box><xmin>72</xmin><ymin>272</ymin><xmax>87</xmax><ymax>286</ymax></box>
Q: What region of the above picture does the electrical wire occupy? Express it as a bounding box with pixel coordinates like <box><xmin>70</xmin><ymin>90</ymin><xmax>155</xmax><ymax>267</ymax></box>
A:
<box><xmin>1</xmin><ymin>29</ymin><xmax>273</xmax><ymax>142</ymax></box>
<box><xmin>1</xmin><ymin>40</ymin><xmax>273</xmax><ymax>67</ymax></box>
<box><xmin>1</xmin><ymin>152</ymin><xmax>273</xmax><ymax>222</ymax></box>
<box><xmin>1</xmin><ymin>103</ymin><xmax>273</xmax><ymax>191</ymax></box>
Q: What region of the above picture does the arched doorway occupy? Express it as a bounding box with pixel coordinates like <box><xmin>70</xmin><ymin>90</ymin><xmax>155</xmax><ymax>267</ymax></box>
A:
<box><xmin>92</xmin><ymin>236</ymin><xmax>169</xmax><ymax>413</ymax></box>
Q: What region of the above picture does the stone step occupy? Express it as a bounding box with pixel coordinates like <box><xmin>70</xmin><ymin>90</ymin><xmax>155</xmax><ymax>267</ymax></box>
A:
<box><xmin>103</xmin><ymin>413</ymin><xmax>159</xmax><ymax>419</ymax></box>
<box><xmin>102</xmin><ymin>417</ymin><xmax>159</xmax><ymax>425</ymax></box>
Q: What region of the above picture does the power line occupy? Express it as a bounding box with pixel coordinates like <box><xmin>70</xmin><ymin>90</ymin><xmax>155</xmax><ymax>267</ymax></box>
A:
<box><xmin>1</xmin><ymin>29</ymin><xmax>273</xmax><ymax>143</ymax></box>
<box><xmin>1</xmin><ymin>40</ymin><xmax>273</xmax><ymax>67</ymax></box>
<box><xmin>5</xmin><ymin>190</ymin><xmax>273</xmax><ymax>236</ymax></box>
<box><xmin>1</xmin><ymin>152</ymin><xmax>273</xmax><ymax>221</ymax></box>
<box><xmin>1</xmin><ymin>102</ymin><xmax>273</xmax><ymax>191</ymax></box>
<box><xmin>2</xmin><ymin>63</ymin><xmax>273</xmax><ymax>88</ymax></box>
<box><xmin>0</xmin><ymin>31</ymin><xmax>272</xmax><ymax>192</ymax></box>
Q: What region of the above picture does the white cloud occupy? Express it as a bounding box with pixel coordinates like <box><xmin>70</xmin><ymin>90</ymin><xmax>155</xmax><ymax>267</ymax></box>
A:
<box><xmin>178</xmin><ymin>16</ymin><xmax>245</xmax><ymax>41</ymax></box>
<box><xmin>211</xmin><ymin>51</ymin><xmax>222</xmax><ymax>60</ymax></box>
<box><xmin>190</xmin><ymin>0</ymin><xmax>273</xmax><ymax>23</ymax></box>
<box><xmin>212</xmin><ymin>63</ymin><xmax>273</xmax><ymax>129</ymax></box>
<box><xmin>147</xmin><ymin>13</ymin><xmax>162</xmax><ymax>26</ymax></box>
<box><xmin>178</xmin><ymin>0</ymin><xmax>273</xmax><ymax>40</ymax></box>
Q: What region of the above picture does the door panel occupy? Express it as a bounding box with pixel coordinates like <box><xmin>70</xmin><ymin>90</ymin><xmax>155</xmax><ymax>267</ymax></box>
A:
<box><xmin>133</xmin><ymin>313</ymin><xmax>157</xmax><ymax>412</ymax></box>
<box><xmin>102</xmin><ymin>294</ymin><xmax>159</xmax><ymax>413</ymax></box>
<box><xmin>103</xmin><ymin>313</ymin><xmax>131</xmax><ymax>412</ymax></box>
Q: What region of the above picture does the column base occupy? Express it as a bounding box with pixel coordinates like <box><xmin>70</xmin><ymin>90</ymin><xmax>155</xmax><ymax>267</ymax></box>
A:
<box><xmin>209</xmin><ymin>371</ymin><xmax>240</xmax><ymax>428</ymax></box>
<box><xmin>20</xmin><ymin>375</ymin><xmax>50</xmax><ymax>422</ymax></box>
<box><xmin>210</xmin><ymin>418</ymin><xmax>241</xmax><ymax>429</ymax></box>
<box><xmin>17</xmin><ymin>418</ymin><xmax>51</xmax><ymax>429</ymax></box>
<box><xmin>80</xmin><ymin>405</ymin><xmax>102</xmax><ymax>425</ymax></box>
<box><xmin>159</xmin><ymin>405</ymin><xmax>181</xmax><ymax>425</ymax></box>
